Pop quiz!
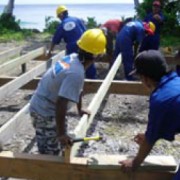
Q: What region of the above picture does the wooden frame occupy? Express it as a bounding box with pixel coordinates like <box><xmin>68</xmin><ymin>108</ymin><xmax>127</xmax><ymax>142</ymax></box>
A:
<box><xmin>0</xmin><ymin>47</ymin><xmax>45</xmax><ymax>75</ymax></box>
<box><xmin>0</xmin><ymin>50</ymin><xmax>178</xmax><ymax>180</ymax></box>
<box><xmin>0</xmin><ymin>151</ymin><xmax>176</xmax><ymax>180</ymax></box>
<box><xmin>0</xmin><ymin>50</ymin><xmax>65</xmax><ymax>101</ymax></box>
<box><xmin>0</xmin><ymin>46</ymin><xmax>22</xmax><ymax>65</ymax></box>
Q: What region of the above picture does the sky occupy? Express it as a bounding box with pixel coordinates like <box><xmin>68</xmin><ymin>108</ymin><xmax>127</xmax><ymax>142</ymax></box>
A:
<box><xmin>0</xmin><ymin>0</ymin><xmax>141</xmax><ymax>5</ymax></box>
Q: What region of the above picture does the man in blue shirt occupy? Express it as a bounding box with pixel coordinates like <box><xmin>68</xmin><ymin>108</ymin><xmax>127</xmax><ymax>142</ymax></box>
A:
<box><xmin>48</xmin><ymin>5</ymin><xmax>86</xmax><ymax>55</ymax></box>
<box><xmin>48</xmin><ymin>5</ymin><xmax>96</xmax><ymax>79</ymax></box>
<box><xmin>113</xmin><ymin>20</ymin><xmax>155</xmax><ymax>80</ymax></box>
<box><xmin>120</xmin><ymin>50</ymin><xmax>180</xmax><ymax>180</ymax></box>
<box><xmin>139</xmin><ymin>1</ymin><xmax>164</xmax><ymax>52</ymax></box>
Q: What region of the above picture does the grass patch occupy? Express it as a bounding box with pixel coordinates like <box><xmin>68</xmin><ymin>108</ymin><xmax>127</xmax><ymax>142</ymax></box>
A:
<box><xmin>161</xmin><ymin>35</ymin><xmax>180</xmax><ymax>48</ymax></box>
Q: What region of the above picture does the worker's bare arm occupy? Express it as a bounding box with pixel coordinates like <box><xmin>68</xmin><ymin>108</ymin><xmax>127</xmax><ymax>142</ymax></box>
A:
<box><xmin>56</xmin><ymin>96</ymin><xmax>72</xmax><ymax>146</ymax></box>
<box><xmin>119</xmin><ymin>136</ymin><xmax>154</xmax><ymax>172</ymax></box>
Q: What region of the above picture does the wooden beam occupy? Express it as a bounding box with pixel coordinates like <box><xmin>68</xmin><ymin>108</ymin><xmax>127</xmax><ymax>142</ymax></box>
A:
<box><xmin>0</xmin><ymin>47</ymin><xmax>22</xmax><ymax>65</ymax></box>
<box><xmin>0</xmin><ymin>51</ymin><xmax>65</xmax><ymax>101</ymax></box>
<box><xmin>0</xmin><ymin>47</ymin><xmax>45</xmax><ymax>75</ymax></box>
<box><xmin>166</xmin><ymin>55</ymin><xmax>180</xmax><ymax>65</ymax></box>
<box><xmin>0</xmin><ymin>77</ymin><xmax>150</xmax><ymax>95</ymax></box>
<box><xmin>0</xmin><ymin>104</ymin><xmax>30</xmax><ymax>145</ymax></box>
<box><xmin>83</xmin><ymin>79</ymin><xmax>149</xmax><ymax>95</ymax></box>
<box><xmin>0</xmin><ymin>151</ymin><xmax>176</xmax><ymax>180</ymax></box>
<box><xmin>71</xmin><ymin>54</ymin><xmax>122</xmax><ymax>157</ymax></box>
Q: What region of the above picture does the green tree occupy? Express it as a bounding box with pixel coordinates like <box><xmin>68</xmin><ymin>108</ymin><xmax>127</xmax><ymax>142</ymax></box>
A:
<box><xmin>0</xmin><ymin>0</ymin><xmax>21</xmax><ymax>32</ymax></box>
<box><xmin>136</xmin><ymin>0</ymin><xmax>180</xmax><ymax>35</ymax></box>
<box><xmin>44</xmin><ymin>16</ymin><xmax>59</xmax><ymax>34</ymax></box>
<box><xmin>85</xmin><ymin>17</ymin><xmax>99</xmax><ymax>29</ymax></box>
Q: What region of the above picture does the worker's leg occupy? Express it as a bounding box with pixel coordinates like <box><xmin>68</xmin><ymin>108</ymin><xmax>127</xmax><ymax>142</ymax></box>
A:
<box><xmin>30</xmin><ymin>112</ymin><xmax>60</xmax><ymax>155</ymax></box>
<box><xmin>139</xmin><ymin>35</ymin><xmax>160</xmax><ymax>52</ymax></box>
<box><xmin>85</xmin><ymin>63</ymin><xmax>97</xmax><ymax>79</ymax></box>
<box><xmin>121</xmin><ymin>49</ymin><xmax>135</xmax><ymax>81</ymax></box>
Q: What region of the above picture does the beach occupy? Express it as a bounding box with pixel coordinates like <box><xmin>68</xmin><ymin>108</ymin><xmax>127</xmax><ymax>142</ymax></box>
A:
<box><xmin>0</xmin><ymin>3</ymin><xmax>136</xmax><ymax>31</ymax></box>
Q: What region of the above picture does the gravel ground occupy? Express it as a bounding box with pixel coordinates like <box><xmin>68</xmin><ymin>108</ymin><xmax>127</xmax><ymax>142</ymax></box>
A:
<box><xmin>0</xmin><ymin>38</ymin><xmax>180</xmax><ymax>180</ymax></box>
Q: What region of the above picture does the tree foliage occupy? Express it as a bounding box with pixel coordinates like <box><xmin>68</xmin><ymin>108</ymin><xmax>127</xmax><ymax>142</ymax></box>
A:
<box><xmin>85</xmin><ymin>17</ymin><xmax>99</xmax><ymax>29</ymax></box>
<box><xmin>43</xmin><ymin>16</ymin><xmax>59</xmax><ymax>34</ymax></box>
<box><xmin>136</xmin><ymin>0</ymin><xmax>180</xmax><ymax>35</ymax></box>
<box><xmin>0</xmin><ymin>13</ymin><xmax>21</xmax><ymax>33</ymax></box>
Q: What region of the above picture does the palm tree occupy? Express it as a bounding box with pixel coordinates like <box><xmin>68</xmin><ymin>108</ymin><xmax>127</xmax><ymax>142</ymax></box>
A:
<box><xmin>134</xmin><ymin>0</ymin><xmax>140</xmax><ymax>9</ymax></box>
<box><xmin>3</xmin><ymin>0</ymin><xmax>15</xmax><ymax>16</ymax></box>
<box><xmin>0</xmin><ymin>0</ymin><xmax>20</xmax><ymax>31</ymax></box>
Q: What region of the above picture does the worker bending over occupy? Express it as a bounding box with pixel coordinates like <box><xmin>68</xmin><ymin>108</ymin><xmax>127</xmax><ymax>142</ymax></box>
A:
<box><xmin>113</xmin><ymin>20</ymin><xmax>155</xmax><ymax>80</ymax></box>
<box><xmin>30</xmin><ymin>29</ymin><xmax>106</xmax><ymax>155</ymax></box>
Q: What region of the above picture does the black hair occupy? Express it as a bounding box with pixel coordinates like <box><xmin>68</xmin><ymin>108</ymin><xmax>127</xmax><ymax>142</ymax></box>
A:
<box><xmin>135</xmin><ymin>50</ymin><xmax>169</xmax><ymax>81</ymax></box>
<box><xmin>78</xmin><ymin>48</ymin><xmax>94</xmax><ymax>63</ymax></box>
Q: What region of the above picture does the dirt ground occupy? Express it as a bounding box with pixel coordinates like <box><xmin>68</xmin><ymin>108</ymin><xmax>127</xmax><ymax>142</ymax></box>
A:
<box><xmin>0</xmin><ymin>36</ymin><xmax>180</xmax><ymax>180</ymax></box>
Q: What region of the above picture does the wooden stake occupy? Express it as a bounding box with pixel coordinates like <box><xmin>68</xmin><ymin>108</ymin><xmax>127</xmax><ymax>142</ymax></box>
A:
<box><xmin>64</xmin><ymin>147</ymin><xmax>71</xmax><ymax>163</ymax></box>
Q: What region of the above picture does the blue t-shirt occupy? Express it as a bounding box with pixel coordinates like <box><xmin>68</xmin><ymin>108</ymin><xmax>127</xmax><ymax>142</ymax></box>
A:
<box><xmin>145</xmin><ymin>72</ymin><xmax>180</xmax><ymax>144</ymax></box>
<box><xmin>52</xmin><ymin>15</ymin><xmax>86</xmax><ymax>54</ymax></box>
<box><xmin>29</xmin><ymin>53</ymin><xmax>85</xmax><ymax>117</ymax></box>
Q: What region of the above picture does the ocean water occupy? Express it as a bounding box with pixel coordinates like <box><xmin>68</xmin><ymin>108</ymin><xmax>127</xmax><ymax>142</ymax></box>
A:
<box><xmin>0</xmin><ymin>3</ymin><xmax>136</xmax><ymax>31</ymax></box>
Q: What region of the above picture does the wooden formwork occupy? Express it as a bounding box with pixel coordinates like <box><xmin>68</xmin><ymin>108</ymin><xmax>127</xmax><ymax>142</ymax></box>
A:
<box><xmin>0</xmin><ymin>47</ymin><xmax>179</xmax><ymax>180</ymax></box>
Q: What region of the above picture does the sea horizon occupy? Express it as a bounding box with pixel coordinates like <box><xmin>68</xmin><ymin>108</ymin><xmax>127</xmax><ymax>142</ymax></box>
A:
<box><xmin>0</xmin><ymin>3</ymin><xmax>136</xmax><ymax>31</ymax></box>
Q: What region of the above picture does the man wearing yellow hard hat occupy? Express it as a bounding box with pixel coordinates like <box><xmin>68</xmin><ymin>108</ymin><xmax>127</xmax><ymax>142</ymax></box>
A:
<box><xmin>48</xmin><ymin>5</ymin><xmax>97</xmax><ymax>79</ymax></box>
<box><xmin>113</xmin><ymin>20</ymin><xmax>155</xmax><ymax>80</ymax></box>
<box><xmin>48</xmin><ymin>5</ymin><xmax>86</xmax><ymax>56</ymax></box>
<box><xmin>30</xmin><ymin>29</ymin><xmax>106</xmax><ymax>155</ymax></box>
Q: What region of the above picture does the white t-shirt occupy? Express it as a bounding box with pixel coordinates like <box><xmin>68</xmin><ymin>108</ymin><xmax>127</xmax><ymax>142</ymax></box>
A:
<box><xmin>29</xmin><ymin>53</ymin><xmax>84</xmax><ymax>117</ymax></box>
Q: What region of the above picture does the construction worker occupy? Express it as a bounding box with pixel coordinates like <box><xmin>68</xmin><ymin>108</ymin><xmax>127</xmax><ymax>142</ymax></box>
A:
<box><xmin>100</xmin><ymin>18</ymin><xmax>133</xmax><ymax>66</ymax></box>
<box><xmin>47</xmin><ymin>5</ymin><xmax>96</xmax><ymax>79</ymax></box>
<box><xmin>48</xmin><ymin>5</ymin><xmax>86</xmax><ymax>55</ymax></box>
<box><xmin>139</xmin><ymin>0</ymin><xmax>164</xmax><ymax>52</ymax></box>
<box><xmin>101</xmin><ymin>19</ymin><xmax>124</xmax><ymax>37</ymax></box>
<box><xmin>29</xmin><ymin>29</ymin><xmax>106</xmax><ymax>155</ymax></box>
<box><xmin>119</xmin><ymin>50</ymin><xmax>180</xmax><ymax>180</ymax></box>
<box><xmin>113</xmin><ymin>20</ymin><xmax>155</xmax><ymax>80</ymax></box>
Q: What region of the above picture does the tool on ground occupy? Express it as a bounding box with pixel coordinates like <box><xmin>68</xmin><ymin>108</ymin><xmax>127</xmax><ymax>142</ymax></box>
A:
<box><xmin>64</xmin><ymin>136</ymin><xmax>102</xmax><ymax>163</ymax></box>
<box><xmin>72</xmin><ymin>136</ymin><xmax>103</xmax><ymax>143</ymax></box>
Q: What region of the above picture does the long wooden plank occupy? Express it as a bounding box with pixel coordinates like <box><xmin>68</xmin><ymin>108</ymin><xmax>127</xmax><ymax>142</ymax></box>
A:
<box><xmin>0</xmin><ymin>103</ymin><xmax>30</xmax><ymax>145</ymax></box>
<box><xmin>0</xmin><ymin>47</ymin><xmax>22</xmax><ymax>65</ymax></box>
<box><xmin>0</xmin><ymin>151</ymin><xmax>176</xmax><ymax>180</ymax></box>
<box><xmin>71</xmin><ymin>54</ymin><xmax>122</xmax><ymax>157</ymax></box>
<box><xmin>0</xmin><ymin>77</ymin><xmax>150</xmax><ymax>95</ymax></box>
<box><xmin>0</xmin><ymin>47</ymin><xmax>45</xmax><ymax>74</ymax></box>
<box><xmin>0</xmin><ymin>51</ymin><xmax>65</xmax><ymax>101</ymax></box>
<box><xmin>86</xmin><ymin>154</ymin><xmax>177</xmax><ymax>171</ymax></box>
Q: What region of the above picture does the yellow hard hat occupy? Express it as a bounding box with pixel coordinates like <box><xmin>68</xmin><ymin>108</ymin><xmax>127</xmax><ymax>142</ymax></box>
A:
<box><xmin>56</xmin><ymin>5</ymin><xmax>67</xmax><ymax>16</ymax></box>
<box><xmin>77</xmin><ymin>29</ymin><xmax>106</xmax><ymax>55</ymax></box>
<box><xmin>143</xmin><ymin>21</ymin><xmax>156</xmax><ymax>35</ymax></box>
<box><xmin>149</xmin><ymin>21</ymin><xmax>156</xmax><ymax>33</ymax></box>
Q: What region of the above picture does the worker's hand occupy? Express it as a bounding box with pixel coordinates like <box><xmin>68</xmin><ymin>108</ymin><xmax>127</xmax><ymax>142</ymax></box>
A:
<box><xmin>134</xmin><ymin>133</ymin><xmax>145</xmax><ymax>145</ymax></box>
<box><xmin>153</xmin><ymin>14</ymin><xmax>161</xmax><ymax>22</ymax></box>
<box><xmin>119</xmin><ymin>159</ymin><xmax>137</xmax><ymax>173</ymax></box>
<box><xmin>59</xmin><ymin>134</ymin><xmax>73</xmax><ymax>147</ymax></box>
<box><xmin>79</xmin><ymin>108</ymin><xmax>91</xmax><ymax>117</ymax></box>
<box><xmin>46</xmin><ymin>51</ymin><xmax>52</xmax><ymax>58</ymax></box>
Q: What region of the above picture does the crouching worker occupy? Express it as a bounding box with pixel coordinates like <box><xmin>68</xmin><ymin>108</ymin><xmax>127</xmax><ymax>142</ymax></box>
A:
<box><xmin>119</xmin><ymin>50</ymin><xmax>180</xmax><ymax>180</ymax></box>
<box><xmin>29</xmin><ymin>29</ymin><xmax>106</xmax><ymax>155</ymax></box>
